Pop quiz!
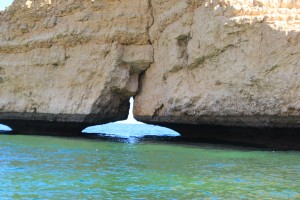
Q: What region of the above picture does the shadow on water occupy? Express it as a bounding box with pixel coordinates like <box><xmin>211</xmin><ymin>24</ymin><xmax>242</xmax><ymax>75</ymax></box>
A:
<box><xmin>0</xmin><ymin>122</ymin><xmax>296</xmax><ymax>151</ymax></box>
<box><xmin>81</xmin><ymin>123</ymin><xmax>277</xmax><ymax>151</ymax></box>
<box><xmin>82</xmin><ymin>133</ymin><xmax>277</xmax><ymax>151</ymax></box>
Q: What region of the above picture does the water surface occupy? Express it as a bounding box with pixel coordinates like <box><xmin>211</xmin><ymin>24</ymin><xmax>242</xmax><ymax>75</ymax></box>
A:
<box><xmin>0</xmin><ymin>133</ymin><xmax>299</xmax><ymax>199</ymax></box>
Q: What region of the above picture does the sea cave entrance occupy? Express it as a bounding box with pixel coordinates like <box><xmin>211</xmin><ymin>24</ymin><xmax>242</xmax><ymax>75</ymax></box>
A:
<box><xmin>82</xmin><ymin>97</ymin><xmax>180</xmax><ymax>142</ymax></box>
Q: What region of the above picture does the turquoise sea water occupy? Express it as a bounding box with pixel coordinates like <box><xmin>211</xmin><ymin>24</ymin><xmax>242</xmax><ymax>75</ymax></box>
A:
<box><xmin>0</xmin><ymin>123</ymin><xmax>300</xmax><ymax>199</ymax></box>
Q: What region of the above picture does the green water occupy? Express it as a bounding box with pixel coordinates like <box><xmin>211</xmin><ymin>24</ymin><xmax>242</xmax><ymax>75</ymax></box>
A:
<box><xmin>0</xmin><ymin>135</ymin><xmax>299</xmax><ymax>199</ymax></box>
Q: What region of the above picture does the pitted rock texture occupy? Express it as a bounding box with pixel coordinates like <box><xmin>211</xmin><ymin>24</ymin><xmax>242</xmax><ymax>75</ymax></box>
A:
<box><xmin>134</xmin><ymin>0</ymin><xmax>300</xmax><ymax>128</ymax></box>
<box><xmin>0</xmin><ymin>0</ymin><xmax>153</xmax><ymax>127</ymax></box>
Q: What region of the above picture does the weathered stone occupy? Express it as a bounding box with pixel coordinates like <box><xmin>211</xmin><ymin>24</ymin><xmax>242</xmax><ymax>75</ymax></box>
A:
<box><xmin>134</xmin><ymin>0</ymin><xmax>300</xmax><ymax>130</ymax></box>
<box><xmin>0</xmin><ymin>0</ymin><xmax>153</xmax><ymax>134</ymax></box>
<box><xmin>0</xmin><ymin>0</ymin><xmax>299</xmax><ymax>147</ymax></box>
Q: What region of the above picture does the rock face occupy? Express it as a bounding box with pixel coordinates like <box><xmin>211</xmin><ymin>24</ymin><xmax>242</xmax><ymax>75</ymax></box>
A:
<box><xmin>0</xmin><ymin>0</ymin><xmax>299</xmax><ymax>146</ymax></box>
<box><xmin>0</xmin><ymin>0</ymin><xmax>153</xmax><ymax>134</ymax></box>
<box><xmin>134</xmin><ymin>0</ymin><xmax>300</xmax><ymax>129</ymax></box>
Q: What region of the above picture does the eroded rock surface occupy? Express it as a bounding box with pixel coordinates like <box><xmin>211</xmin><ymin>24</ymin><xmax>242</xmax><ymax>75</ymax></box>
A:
<box><xmin>0</xmin><ymin>0</ymin><xmax>153</xmax><ymax>133</ymax></box>
<box><xmin>134</xmin><ymin>0</ymin><xmax>300</xmax><ymax>129</ymax></box>
<box><xmin>0</xmin><ymin>0</ymin><xmax>299</xmax><ymax>139</ymax></box>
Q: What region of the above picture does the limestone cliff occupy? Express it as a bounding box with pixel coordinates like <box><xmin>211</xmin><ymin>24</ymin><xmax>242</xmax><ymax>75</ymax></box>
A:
<box><xmin>134</xmin><ymin>0</ymin><xmax>300</xmax><ymax>129</ymax></box>
<box><xmin>0</xmin><ymin>0</ymin><xmax>299</xmax><ymax>142</ymax></box>
<box><xmin>0</xmin><ymin>0</ymin><xmax>153</xmax><ymax>134</ymax></box>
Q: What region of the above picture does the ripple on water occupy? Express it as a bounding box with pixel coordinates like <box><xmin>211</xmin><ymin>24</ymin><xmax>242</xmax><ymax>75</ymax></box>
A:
<box><xmin>0</xmin><ymin>134</ymin><xmax>299</xmax><ymax>199</ymax></box>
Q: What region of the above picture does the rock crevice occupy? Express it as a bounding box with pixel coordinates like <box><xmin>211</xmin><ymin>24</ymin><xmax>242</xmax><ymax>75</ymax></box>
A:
<box><xmin>0</xmin><ymin>0</ymin><xmax>154</xmax><ymax>134</ymax></box>
<box><xmin>134</xmin><ymin>0</ymin><xmax>300</xmax><ymax>129</ymax></box>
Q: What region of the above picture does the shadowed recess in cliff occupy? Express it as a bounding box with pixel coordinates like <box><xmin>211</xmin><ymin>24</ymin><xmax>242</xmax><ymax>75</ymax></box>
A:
<box><xmin>0</xmin><ymin>124</ymin><xmax>12</xmax><ymax>132</ymax></box>
<box><xmin>82</xmin><ymin>98</ymin><xmax>180</xmax><ymax>143</ymax></box>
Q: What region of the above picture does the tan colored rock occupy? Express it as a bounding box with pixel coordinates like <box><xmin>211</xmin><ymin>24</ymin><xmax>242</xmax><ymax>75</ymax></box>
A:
<box><xmin>134</xmin><ymin>0</ymin><xmax>300</xmax><ymax>128</ymax></box>
<box><xmin>0</xmin><ymin>0</ymin><xmax>299</xmax><ymax>137</ymax></box>
<box><xmin>0</xmin><ymin>0</ymin><xmax>153</xmax><ymax>133</ymax></box>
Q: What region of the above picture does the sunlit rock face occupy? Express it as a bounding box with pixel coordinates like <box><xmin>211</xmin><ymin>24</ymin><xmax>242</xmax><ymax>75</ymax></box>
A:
<box><xmin>0</xmin><ymin>0</ymin><xmax>153</xmax><ymax>133</ymax></box>
<box><xmin>134</xmin><ymin>0</ymin><xmax>300</xmax><ymax>129</ymax></box>
<box><xmin>0</xmin><ymin>0</ymin><xmax>299</xmax><ymax>137</ymax></box>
